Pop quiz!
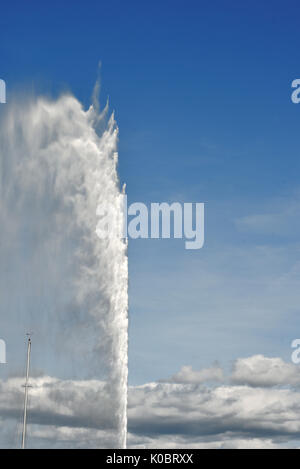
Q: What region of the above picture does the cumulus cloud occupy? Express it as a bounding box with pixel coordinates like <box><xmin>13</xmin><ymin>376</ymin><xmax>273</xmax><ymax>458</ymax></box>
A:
<box><xmin>128</xmin><ymin>382</ymin><xmax>300</xmax><ymax>446</ymax></box>
<box><xmin>2</xmin><ymin>355</ymin><xmax>300</xmax><ymax>448</ymax></box>
<box><xmin>127</xmin><ymin>434</ymin><xmax>285</xmax><ymax>449</ymax></box>
<box><xmin>164</xmin><ymin>363</ymin><xmax>224</xmax><ymax>384</ymax></box>
<box><xmin>231</xmin><ymin>355</ymin><xmax>300</xmax><ymax>387</ymax></box>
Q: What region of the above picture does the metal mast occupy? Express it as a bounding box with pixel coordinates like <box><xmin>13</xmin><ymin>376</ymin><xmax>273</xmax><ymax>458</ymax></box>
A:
<box><xmin>21</xmin><ymin>335</ymin><xmax>31</xmax><ymax>449</ymax></box>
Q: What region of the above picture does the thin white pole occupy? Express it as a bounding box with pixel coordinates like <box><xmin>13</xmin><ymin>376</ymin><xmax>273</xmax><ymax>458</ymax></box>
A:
<box><xmin>21</xmin><ymin>336</ymin><xmax>31</xmax><ymax>450</ymax></box>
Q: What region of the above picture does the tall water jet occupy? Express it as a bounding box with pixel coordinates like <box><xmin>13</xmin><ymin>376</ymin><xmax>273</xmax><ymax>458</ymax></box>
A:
<box><xmin>0</xmin><ymin>91</ymin><xmax>128</xmax><ymax>448</ymax></box>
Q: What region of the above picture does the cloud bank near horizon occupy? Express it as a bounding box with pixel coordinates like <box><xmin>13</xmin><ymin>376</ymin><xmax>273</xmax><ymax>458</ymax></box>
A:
<box><xmin>1</xmin><ymin>354</ymin><xmax>300</xmax><ymax>449</ymax></box>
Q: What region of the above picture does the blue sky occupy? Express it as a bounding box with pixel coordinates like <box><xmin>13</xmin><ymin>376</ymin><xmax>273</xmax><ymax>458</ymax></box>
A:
<box><xmin>1</xmin><ymin>0</ymin><xmax>300</xmax><ymax>385</ymax></box>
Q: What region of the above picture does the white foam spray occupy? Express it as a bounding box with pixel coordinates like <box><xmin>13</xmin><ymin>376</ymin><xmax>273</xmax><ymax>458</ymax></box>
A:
<box><xmin>0</xmin><ymin>92</ymin><xmax>128</xmax><ymax>448</ymax></box>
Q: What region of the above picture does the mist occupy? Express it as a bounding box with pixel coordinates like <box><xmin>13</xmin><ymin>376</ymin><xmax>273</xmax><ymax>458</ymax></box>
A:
<box><xmin>0</xmin><ymin>92</ymin><xmax>128</xmax><ymax>448</ymax></box>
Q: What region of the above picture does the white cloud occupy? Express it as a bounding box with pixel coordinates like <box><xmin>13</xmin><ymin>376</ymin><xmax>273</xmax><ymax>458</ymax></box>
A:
<box><xmin>127</xmin><ymin>433</ymin><xmax>284</xmax><ymax>449</ymax></box>
<box><xmin>128</xmin><ymin>381</ymin><xmax>300</xmax><ymax>444</ymax></box>
<box><xmin>231</xmin><ymin>355</ymin><xmax>300</xmax><ymax>387</ymax></box>
<box><xmin>1</xmin><ymin>355</ymin><xmax>300</xmax><ymax>448</ymax></box>
<box><xmin>235</xmin><ymin>194</ymin><xmax>300</xmax><ymax>237</ymax></box>
<box><xmin>164</xmin><ymin>363</ymin><xmax>224</xmax><ymax>384</ymax></box>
